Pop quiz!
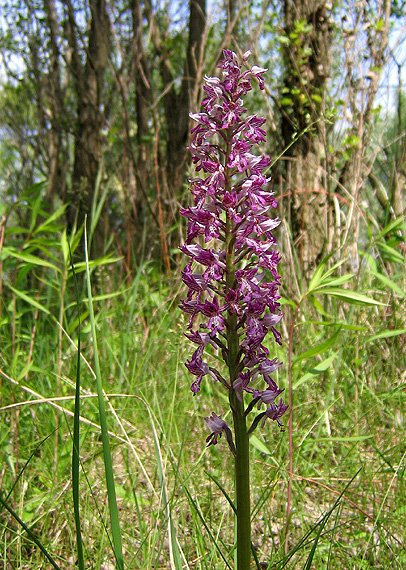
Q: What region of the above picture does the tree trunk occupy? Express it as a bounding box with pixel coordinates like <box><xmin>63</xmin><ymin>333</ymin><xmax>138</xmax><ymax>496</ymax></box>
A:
<box><xmin>280</xmin><ymin>0</ymin><xmax>333</xmax><ymax>272</ymax></box>
<box><xmin>162</xmin><ymin>0</ymin><xmax>206</xmax><ymax>191</ymax></box>
<box><xmin>131</xmin><ymin>0</ymin><xmax>152</xmax><ymax>224</ymax></box>
<box><xmin>44</xmin><ymin>0</ymin><xmax>66</xmax><ymax>208</ymax></box>
<box><xmin>64</xmin><ymin>0</ymin><xmax>110</xmax><ymax>233</ymax></box>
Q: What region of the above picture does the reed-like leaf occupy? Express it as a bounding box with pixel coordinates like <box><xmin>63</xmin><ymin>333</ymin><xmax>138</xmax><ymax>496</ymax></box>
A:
<box><xmin>84</xmin><ymin>223</ymin><xmax>124</xmax><ymax>570</ymax></box>
<box><xmin>70</xmin><ymin>237</ymin><xmax>85</xmax><ymax>570</ymax></box>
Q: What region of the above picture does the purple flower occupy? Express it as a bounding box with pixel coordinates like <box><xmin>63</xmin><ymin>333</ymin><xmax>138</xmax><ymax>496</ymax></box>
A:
<box><xmin>261</xmin><ymin>399</ymin><xmax>289</xmax><ymax>428</ymax></box>
<box><xmin>205</xmin><ymin>413</ymin><xmax>228</xmax><ymax>445</ymax></box>
<box><xmin>181</xmin><ymin>263</ymin><xmax>207</xmax><ymax>298</ymax></box>
<box><xmin>179</xmin><ymin>49</ymin><xmax>287</xmax><ymax>448</ymax></box>
<box><xmin>205</xmin><ymin>413</ymin><xmax>236</xmax><ymax>456</ymax></box>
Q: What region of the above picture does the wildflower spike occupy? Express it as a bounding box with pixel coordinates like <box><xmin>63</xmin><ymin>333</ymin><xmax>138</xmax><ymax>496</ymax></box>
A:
<box><xmin>180</xmin><ymin>49</ymin><xmax>287</xmax><ymax>446</ymax></box>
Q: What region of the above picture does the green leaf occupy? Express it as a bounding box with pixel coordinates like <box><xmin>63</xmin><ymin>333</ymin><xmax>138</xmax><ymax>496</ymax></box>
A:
<box><xmin>303</xmin><ymin>320</ymin><xmax>368</xmax><ymax>331</ymax></box>
<box><xmin>376</xmin><ymin>215</ymin><xmax>405</xmax><ymax>241</ymax></box>
<box><xmin>277</xmin><ymin>34</ymin><xmax>290</xmax><ymax>45</ymax></box>
<box><xmin>34</xmin><ymin>204</ymin><xmax>67</xmax><ymax>234</ymax></box>
<box><xmin>376</xmin><ymin>242</ymin><xmax>405</xmax><ymax>264</ymax></box>
<box><xmin>344</xmin><ymin>135</ymin><xmax>361</xmax><ymax>148</ymax></box>
<box><xmin>0</xmin><ymin>495</ymin><xmax>61</xmax><ymax>570</ymax></box>
<box><xmin>371</xmin><ymin>270</ymin><xmax>406</xmax><ymax>298</ymax></box>
<box><xmin>363</xmin><ymin>328</ymin><xmax>406</xmax><ymax>344</ymax></box>
<box><xmin>60</xmin><ymin>229</ymin><xmax>69</xmax><ymax>265</ymax></box>
<box><xmin>17</xmin><ymin>361</ymin><xmax>34</xmax><ymax>381</ymax></box>
<box><xmin>92</xmin><ymin>291</ymin><xmax>124</xmax><ymax>302</ymax></box>
<box><xmin>394</xmin><ymin>506</ymin><xmax>406</xmax><ymax>516</ymax></box>
<box><xmin>311</xmin><ymin>273</ymin><xmax>354</xmax><ymax>290</ymax></box>
<box><xmin>293</xmin><ymin>328</ymin><xmax>341</xmax><ymax>365</ymax></box>
<box><xmin>4</xmin><ymin>227</ymin><xmax>30</xmax><ymax>237</ymax></box>
<box><xmin>69</xmin><ymin>242</ymin><xmax>85</xmax><ymax>570</ymax></box>
<box><xmin>71</xmin><ymin>255</ymin><xmax>122</xmax><ymax>274</ymax></box>
<box><xmin>313</xmin><ymin>435</ymin><xmax>373</xmax><ymax>442</ymax></box>
<box><xmin>300</xmin><ymin>470</ymin><xmax>362</xmax><ymax>570</ymax></box>
<box><xmin>315</xmin><ymin>288</ymin><xmax>385</xmax><ymax>305</ymax></box>
<box><xmin>250</xmin><ymin>435</ymin><xmax>272</xmax><ymax>455</ymax></box>
<box><xmin>3</xmin><ymin>248</ymin><xmax>60</xmax><ymax>272</ymax></box>
<box><xmin>84</xmin><ymin>226</ymin><xmax>124</xmax><ymax>570</ymax></box>
<box><xmin>360</xmin><ymin>251</ymin><xmax>377</xmax><ymax>272</ymax></box>
<box><xmin>6</xmin><ymin>284</ymin><xmax>50</xmax><ymax>314</ymax></box>
<box><xmin>279</xmin><ymin>296</ymin><xmax>297</xmax><ymax>310</ymax></box>
<box><xmin>307</xmin><ymin>254</ymin><xmax>346</xmax><ymax>294</ymax></box>
<box><xmin>293</xmin><ymin>353</ymin><xmax>337</xmax><ymax>389</ymax></box>
<box><xmin>375</xmin><ymin>18</ymin><xmax>384</xmax><ymax>31</ymax></box>
<box><xmin>308</xmin><ymin>296</ymin><xmax>330</xmax><ymax>317</ymax></box>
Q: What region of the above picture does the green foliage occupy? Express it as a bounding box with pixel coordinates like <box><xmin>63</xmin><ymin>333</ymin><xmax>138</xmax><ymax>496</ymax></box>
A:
<box><xmin>0</xmin><ymin>187</ymin><xmax>405</xmax><ymax>568</ymax></box>
<box><xmin>0</xmin><ymin>0</ymin><xmax>405</xmax><ymax>566</ymax></box>
<box><xmin>277</xmin><ymin>18</ymin><xmax>325</xmax><ymax>127</ymax></box>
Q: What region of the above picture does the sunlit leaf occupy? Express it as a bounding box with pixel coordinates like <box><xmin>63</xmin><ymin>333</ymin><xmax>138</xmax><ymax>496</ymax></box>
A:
<box><xmin>307</xmin><ymin>255</ymin><xmax>346</xmax><ymax>294</ymax></box>
<box><xmin>371</xmin><ymin>270</ymin><xmax>406</xmax><ymax>298</ymax></box>
<box><xmin>6</xmin><ymin>284</ymin><xmax>50</xmax><ymax>314</ymax></box>
<box><xmin>3</xmin><ymin>248</ymin><xmax>60</xmax><ymax>272</ymax></box>
<box><xmin>293</xmin><ymin>328</ymin><xmax>341</xmax><ymax>365</ymax></box>
<box><xmin>293</xmin><ymin>353</ymin><xmax>337</xmax><ymax>389</ymax></box>
<box><xmin>315</xmin><ymin>288</ymin><xmax>385</xmax><ymax>305</ymax></box>
<box><xmin>34</xmin><ymin>204</ymin><xmax>67</xmax><ymax>234</ymax></box>
<box><xmin>311</xmin><ymin>273</ymin><xmax>354</xmax><ymax>290</ymax></box>
<box><xmin>376</xmin><ymin>215</ymin><xmax>406</xmax><ymax>241</ymax></box>
<box><xmin>363</xmin><ymin>329</ymin><xmax>406</xmax><ymax>343</ymax></box>
<box><xmin>70</xmin><ymin>255</ymin><xmax>122</xmax><ymax>273</ymax></box>
<box><xmin>250</xmin><ymin>435</ymin><xmax>272</xmax><ymax>455</ymax></box>
<box><xmin>376</xmin><ymin>242</ymin><xmax>405</xmax><ymax>264</ymax></box>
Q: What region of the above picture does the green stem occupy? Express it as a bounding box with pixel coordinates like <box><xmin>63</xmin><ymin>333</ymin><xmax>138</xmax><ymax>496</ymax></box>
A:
<box><xmin>230</xmin><ymin>390</ymin><xmax>251</xmax><ymax>570</ymax></box>
<box><xmin>226</xmin><ymin>234</ymin><xmax>251</xmax><ymax>569</ymax></box>
<box><xmin>224</xmin><ymin>128</ymin><xmax>251</xmax><ymax>570</ymax></box>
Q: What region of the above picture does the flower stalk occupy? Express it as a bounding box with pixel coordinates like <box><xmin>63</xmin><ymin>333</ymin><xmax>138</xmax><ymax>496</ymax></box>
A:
<box><xmin>179</xmin><ymin>49</ymin><xmax>287</xmax><ymax>569</ymax></box>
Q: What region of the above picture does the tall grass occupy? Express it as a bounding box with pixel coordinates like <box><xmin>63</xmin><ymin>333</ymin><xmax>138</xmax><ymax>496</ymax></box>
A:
<box><xmin>0</xmin><ymin>185</ymin><xmax>405</xmax><ymax>569</ymax></box>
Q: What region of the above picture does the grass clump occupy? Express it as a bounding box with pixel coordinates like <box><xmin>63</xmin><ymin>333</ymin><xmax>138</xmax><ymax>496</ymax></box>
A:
<box><xmin>0</xmin><ymin>190</ymin><xmax>405</xmax><ymax>569</ymax></box>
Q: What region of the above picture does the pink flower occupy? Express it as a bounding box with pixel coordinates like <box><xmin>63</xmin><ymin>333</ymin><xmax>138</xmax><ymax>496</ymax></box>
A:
<box><xmin>180</xmin><ymin>50</ymin><xmax>287</xmax><ymax>447</ymax></box>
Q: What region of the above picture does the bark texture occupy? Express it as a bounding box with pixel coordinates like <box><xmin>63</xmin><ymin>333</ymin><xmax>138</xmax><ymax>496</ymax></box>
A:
<box><xmin>160</xmin><ymin>0</ymin><xmax>206</xmax><ymax>192</ymax></box>
<box><xmin>280</xmin><ymin>0</ymin><xmax>334</xmax><ymax>272</ymax></box>
<box><xmin>65</xmin><ymin>0</ymin><xmax>110</xmax><ymax>231</ymax></box>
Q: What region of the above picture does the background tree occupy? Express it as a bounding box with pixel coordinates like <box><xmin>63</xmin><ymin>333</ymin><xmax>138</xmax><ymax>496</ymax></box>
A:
<box><xmin>63</xmin><ymin>0</ymin><xmax>111</xmax><ymax>232</ymax></box>
<box><xmin>0</xmin><ymin>0</ymin><xmax>404</xmax><ymax>271</ymax></box>
<box><xmin>277</xmin><ymin>0</ymin><xmax>334</xmax><ymax>272</ymax></box>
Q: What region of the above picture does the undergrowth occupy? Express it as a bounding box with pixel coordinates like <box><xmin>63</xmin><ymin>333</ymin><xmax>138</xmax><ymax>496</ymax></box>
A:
<box><xmin>0</xmin><ymin>186</ymin><xmax>405</xmax><ymax>569</ymax></box>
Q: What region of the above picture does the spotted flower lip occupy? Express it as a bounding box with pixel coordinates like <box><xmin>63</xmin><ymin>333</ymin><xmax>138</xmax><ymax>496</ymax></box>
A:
<box><xmin>180</xmin><ymin>49</ymin><xmax>287</xmax><ymax>444</ymax></box>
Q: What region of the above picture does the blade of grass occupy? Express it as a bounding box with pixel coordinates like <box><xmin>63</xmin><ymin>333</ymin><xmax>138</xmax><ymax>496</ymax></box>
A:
<box><xmin>275</xmin><ymin>468</ymin><xmax>362</xmax><ymax>569</ymax></box>
<box><xmin>84</xmin><ymin>222</ymin><xmax>124</xmax><ymax>570</ymax></box>
<box><xmin>0</xmin><ymin>366</ymin><xmax>139</xmax><ymax>446</ymax></box>
<box><xmin>360</xmin><ymin>448</ymin><xmax>406</xmax><ymax>563</ymax></box>
<box><xmin>4</xmin><ymin>429</ymin><xmax>58</xmax><ymax>502</ymax></box>
<box><xmin>302</xmin><ymin>468</ymin><xmax>362</xmax><ymax>570</ymax></box>
<box><xmin>5</xmin><ymin>284</ymin><xmax>50</xmax><ymax>314</ymax></box>
<box><xmin>118</xmin><ymin>223</ymin><xmax>146</xmax><ymax>392</ymax></box>
<box><xmin>183</xmin><ymin>485</ymin><xmax>233</xmax><ymax>570</ymax></box>
<box><xmin>69</xmin><ymin>237</ymin><xmax>85</xmax><ymax>570</ymax></box>
<box><xmin>140</xmin><ymin>396</ymin><xmax>189</xmax><ymax>570</ymax></box>
<box><xmin>0</xmin><ymin>494</ymin><xmax>62</xmax><ymax>570</ymax></box>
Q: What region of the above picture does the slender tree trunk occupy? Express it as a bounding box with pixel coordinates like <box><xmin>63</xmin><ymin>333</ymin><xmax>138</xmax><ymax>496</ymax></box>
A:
<box><xmin>44</xmin><ymin>0</ymin><xmax>66</xmax><ymax>208</ymax></box>
<box><xmin>131</xmin><ymin>0</ymin><xmax>152</xmax><ymax>224</ymax></box>
<box><xmin>337</xmin><ymin>0</ymin><xmax>393</xmax><ymax>224</ymax></box>
<box><xmin>280</xmin><ymin>0</ymin><xmax>333</xmax><ymax>272</ymax></box>
<box><xmin>161</xmin><ymin>0</ymin><xmax>206</xmax><ymax>191</ymax></box>
<box><xmin>64</xmin><ymin>0</ymin><xmax>110</xmax><ymax>233</ymax></box>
